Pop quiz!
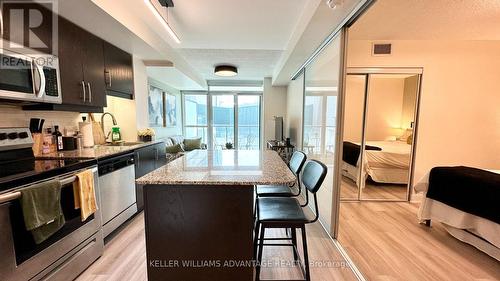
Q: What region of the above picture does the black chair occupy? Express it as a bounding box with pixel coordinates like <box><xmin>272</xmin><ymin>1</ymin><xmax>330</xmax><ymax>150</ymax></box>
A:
<box><xmin>256</xmin><ymin>151</ymin><xmax>307</xmax><ymax>200</ymax></box>
<box><xmin>254</xmin><ymin>160</ymin><xmax>328</xmax><ymax>281</ymax></box>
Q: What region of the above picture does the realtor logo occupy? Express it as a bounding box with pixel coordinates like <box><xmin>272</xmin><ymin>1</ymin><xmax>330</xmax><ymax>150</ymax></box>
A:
<box><xmin>0</xmin><ymin>0</ymin><xmax>58</xmax><ymax>55</ymax></box>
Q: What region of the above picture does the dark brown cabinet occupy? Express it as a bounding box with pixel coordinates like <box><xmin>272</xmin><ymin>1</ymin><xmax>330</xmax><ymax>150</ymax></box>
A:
<box><xmin>58</xmin><ymin>17</ymin><xmax>106</xmax><ymax>108</ymax></box>
<box><xmin>134</xmin><ymin>142</ymin><xmax>166</xmax><ymax>211</ymax></box>
<box><xmin>103</xmin><ymin>42</ymin><xmax>134</xmax><ymax>99</ymax></box>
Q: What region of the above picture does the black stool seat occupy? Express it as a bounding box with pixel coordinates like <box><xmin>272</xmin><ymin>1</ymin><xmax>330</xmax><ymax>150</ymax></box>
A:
<box><xmin>256</xmin><ymin>185</ymin><xmax>294</xmax><ymax>197</ymax></box>
<box><xmin>258</xmin><ymin>197</ymin><xmax>307</xmax><ymax>222</ymax></box>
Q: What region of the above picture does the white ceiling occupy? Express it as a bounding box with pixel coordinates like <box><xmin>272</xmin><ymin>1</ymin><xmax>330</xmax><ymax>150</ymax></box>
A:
<box><xmin>350</xmin><ymin>0</ymin><xmax>500</xmax><ymax>40</ymax></box>
<box><xmin>146</xmin><ymin>67</ymin><xmax>205</xmax><ymax>90</ymax></box>
<box><xmin>167</xmin><ymin>0</ymin><xmax>307</xmax><ymax>50</ymax></box>
<box><xmin>162</xmin><ymin>0</ymin><xmax>307</xmax><ymax>82</ymax></box>
<box><xmin>178</xmin><ymin>49</ymin><xmax>283</xmax><ymax>80</ymax></box>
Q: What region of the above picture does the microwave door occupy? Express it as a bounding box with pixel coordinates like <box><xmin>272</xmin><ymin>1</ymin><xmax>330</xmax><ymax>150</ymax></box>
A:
<box><xmin>0</xmin><ymin>53</ymin><xmax>42</xmax><ymax>102</ymax></box>
<box><xmin>33</xmin><ymin>62</ymin><xmax>45</xmax><ymax>100</ymax></box>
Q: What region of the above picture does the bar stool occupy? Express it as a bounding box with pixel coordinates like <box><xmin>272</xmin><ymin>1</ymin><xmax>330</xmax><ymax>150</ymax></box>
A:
<box><xmin>254</xmin><ymin>160</ymin><xmax>328</xmax><ymax>281</ymax></box>
<box><xmin>256</xmin><ymin>151</ymin><xmax>307</xmax><ymax>199</ymax></box>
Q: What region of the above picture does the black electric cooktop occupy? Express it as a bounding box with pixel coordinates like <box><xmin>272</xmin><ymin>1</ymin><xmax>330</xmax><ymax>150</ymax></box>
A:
<box><xmin>0</xmin><ymin>156</ymin><xmax>97</xmax><ymax>192</ymax></box>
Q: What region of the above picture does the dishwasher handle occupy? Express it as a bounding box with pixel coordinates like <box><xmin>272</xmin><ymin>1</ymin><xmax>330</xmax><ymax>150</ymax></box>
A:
<box><xmin>98</xmin><ymin>154</ymin><xmax>135</xmax><ymax>176</ymax></box>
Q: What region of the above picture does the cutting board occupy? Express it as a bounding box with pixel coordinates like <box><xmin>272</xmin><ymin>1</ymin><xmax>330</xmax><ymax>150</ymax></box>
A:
<box><xmin>89</xmin><ymin>113</ymin><xmax>106</xmax><ymax>145</ymax></box>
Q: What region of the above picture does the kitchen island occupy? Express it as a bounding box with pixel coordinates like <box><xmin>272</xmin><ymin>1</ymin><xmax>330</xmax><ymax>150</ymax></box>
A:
<box><xmin>136</xmin><ymin>149</ymin><xmax>296</xmax><ymax>281</ymax></box>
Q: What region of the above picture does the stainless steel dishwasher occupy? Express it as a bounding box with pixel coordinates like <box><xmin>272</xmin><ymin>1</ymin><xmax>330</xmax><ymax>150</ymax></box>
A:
<box><xmin>98</xmin><ymin>153</ymin><xmax>137</xmax><ymax>238</ymax></box>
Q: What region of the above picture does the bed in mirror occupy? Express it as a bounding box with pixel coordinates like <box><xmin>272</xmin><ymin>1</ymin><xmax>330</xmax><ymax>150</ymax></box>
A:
<box><xmin>340</xmin><ymin>69</ymin><xmax>421</xmax><ymax>201</ymax></box>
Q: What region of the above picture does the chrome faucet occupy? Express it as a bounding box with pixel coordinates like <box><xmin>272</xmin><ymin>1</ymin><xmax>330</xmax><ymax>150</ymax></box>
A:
<box><xmin>101</xmin><ymin>112</ymin><xmax>117</xmax><ymax>141</ymax></box>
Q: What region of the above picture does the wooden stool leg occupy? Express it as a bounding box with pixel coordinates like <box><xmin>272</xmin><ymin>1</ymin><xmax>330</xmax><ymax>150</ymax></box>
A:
<box><xmin>301</xmin><ymin>226</ymin><xmax>311</xmax><ymax>281</ymax></box>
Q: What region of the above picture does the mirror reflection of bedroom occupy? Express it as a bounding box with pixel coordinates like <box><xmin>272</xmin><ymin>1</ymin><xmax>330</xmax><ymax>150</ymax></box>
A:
<box><xmin>335</xmin><ymin>0</ymin><xmax>500</xmax><ymax>280</ymax></box>
<box><xmin>341</xmin><ymin>72</ymin><xmax>419</xmax><ymax>200</ymax></box>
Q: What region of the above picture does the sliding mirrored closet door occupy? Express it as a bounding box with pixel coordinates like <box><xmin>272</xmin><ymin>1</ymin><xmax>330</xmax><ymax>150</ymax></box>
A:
<box><xmin>340</xmin><ymin>69</ymin><xmax>422</xmax><ymax>201</ymax></box>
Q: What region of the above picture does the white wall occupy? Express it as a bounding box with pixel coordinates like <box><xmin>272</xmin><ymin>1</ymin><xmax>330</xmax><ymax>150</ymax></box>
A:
<box><xmin>90</xmin><ymin>95</ymin><xmax>138</xmax><ymax>142</ymax></box>
<box><xmin>146</xmin><ymin>77</ymin><xmax>183</xmax><ymax>140</ymax></box>
<box><xmin>285</xmin><ymin>74</ymin><xmax>304</xmax><ymax>148</ymax></box>
<box><xmin>348</xmin><ymin>40</ymin><xmax>500</xmax><ymax>182</ymax></box>
<box><xmin>0</xmin><ymin>105</ymin><xmax>81</xmax><ymax>131</ymax></box>
<box><xmin>134</xmin><ymin>57</ymin><xmax>149</xmax><ymax>131</ymax></box>
<box><xmin>263</xmin><ymin>77</ymin><xmax>287</xmax><ymax>142</ymax></box>
<box><xmin>343</xmin><ymin>75</ymin><xmax>365</xmax><ymax>142</ymax></box>
<box><xmin>133</xmin><ymin>58</ymin><xmax>183</xmax><ymax>140</ymax></box>
<box><xmin>365</xmin><ymin>77</ymin><xmax>405</xmax><ymax>141</ymax></box>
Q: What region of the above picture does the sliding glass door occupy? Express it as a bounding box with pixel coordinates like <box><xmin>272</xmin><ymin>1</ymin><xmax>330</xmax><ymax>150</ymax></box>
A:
<box><xmin>184</xmin><ymin>91</ymin><xmax>261</xmax><ymax>150</ymax></box>
<box><xmin>184</xmin><ymin>94</ymin><xmax>208</xmax><ymax>143</ymax></box>
<box><xmin>238</xmin><ymin>95</ymin><xmax>261</xmax><ymax>150</ymax></box>
<box><xmin>302</xmin><ymin>32</ymin><xmax>343</xmax><ymax>233</ymax></box>
<box><xmin>212</xmin><ymin>95</ymin><xmax>235</xmax><ymax>149</ymax></box>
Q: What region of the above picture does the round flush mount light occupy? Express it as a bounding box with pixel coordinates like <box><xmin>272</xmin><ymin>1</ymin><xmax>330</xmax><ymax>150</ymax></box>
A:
<box><xmin>214</xmin><ymin>65</ymin><xmax>238</xmax><ymax>77</ymax></box>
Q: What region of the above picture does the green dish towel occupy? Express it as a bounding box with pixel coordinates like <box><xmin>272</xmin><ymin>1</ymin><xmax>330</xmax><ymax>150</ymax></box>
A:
<box><xmin>20</xmin><ymin>180</ymin><xmax>66</xmax><ymax>244</ymax></box>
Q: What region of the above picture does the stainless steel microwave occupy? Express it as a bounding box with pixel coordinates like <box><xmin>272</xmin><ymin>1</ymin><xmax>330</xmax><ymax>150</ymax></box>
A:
<box><xmin>0</xmin><ymin>47</ymin><xmax>62</xmax><ymax>104</ymax></box>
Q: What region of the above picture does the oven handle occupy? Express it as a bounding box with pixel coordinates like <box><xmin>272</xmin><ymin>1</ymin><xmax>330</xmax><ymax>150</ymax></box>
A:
<box><xmin>0</xmin><ymin>191</ymin><xmax>21</xmax><ymax>204</ymax></box>
<box><xmin>0</xmin><ymin>175</ymin><xmax>78</xmax><ymax>204</ymax></box>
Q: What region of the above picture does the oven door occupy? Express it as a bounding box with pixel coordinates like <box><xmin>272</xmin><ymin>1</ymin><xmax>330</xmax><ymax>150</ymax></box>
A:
<box><xmin>0</xmin><ymin>49</ymin><xmax>45</xmax><ymax>103</ymax></box>
<box><xmin>0</xmin><ymin>167</ymin><xmax>103</xmax><ymax>281</ymax></box>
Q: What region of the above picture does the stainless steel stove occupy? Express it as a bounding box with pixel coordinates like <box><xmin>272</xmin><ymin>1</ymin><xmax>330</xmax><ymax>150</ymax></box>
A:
<box><xmin>0</xmin><ymin>128</ymin><xmax>103</xmax><ymax>281</ymax></box>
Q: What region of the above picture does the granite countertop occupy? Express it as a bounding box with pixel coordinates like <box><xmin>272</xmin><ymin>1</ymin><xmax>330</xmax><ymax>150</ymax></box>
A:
<box><xmin>136</xmin><ymin>149</ymin><xmax>296</xmax><ymax>186</ymax></box>
<box><xmin>38</xmin><ymin>140</ymin><xmax>164</xmax><ymax>160</ymax></box>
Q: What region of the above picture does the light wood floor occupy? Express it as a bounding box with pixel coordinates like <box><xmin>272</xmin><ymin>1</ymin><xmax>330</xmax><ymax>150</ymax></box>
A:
<box><xmin>340</xmin><ymin>176</ymin><xmax>407</xmax><ymax>200</ymax></box>
<box><xmin>76</xmin><ymin>212</ymin><xmax>357</xmax><ymax>281</ymax></box>
<box><xmin>338</xmin><ymin>201</ymin><xmax>500</xmax><ymax>281</ymax></box>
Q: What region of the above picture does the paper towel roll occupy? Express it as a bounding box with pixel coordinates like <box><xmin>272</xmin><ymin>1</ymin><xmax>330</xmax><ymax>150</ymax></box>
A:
<box><xmin>79</xmin><ymin>121</ymin><xmax>94</xmax><ymax>148</ymax></box>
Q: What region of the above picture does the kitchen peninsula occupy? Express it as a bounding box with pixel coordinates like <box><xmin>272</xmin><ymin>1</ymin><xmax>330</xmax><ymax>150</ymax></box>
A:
<box><xmin>136</xmin><ymin>149</ymin><xmax>296</xmax><ymax>281</ymax></box>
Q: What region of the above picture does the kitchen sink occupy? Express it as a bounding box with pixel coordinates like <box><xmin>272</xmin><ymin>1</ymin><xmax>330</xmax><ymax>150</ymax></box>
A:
<box><xmin>102</xmin><ymin>142</ymin><xmax>144</xmax><ymax>147</ymax></box>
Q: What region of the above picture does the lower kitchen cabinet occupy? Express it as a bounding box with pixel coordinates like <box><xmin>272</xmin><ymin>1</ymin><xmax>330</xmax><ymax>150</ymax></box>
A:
<box><xmin>134</xmin><ymin>142</ymin><xmax>166</xmax><ymax>211</ymax></box>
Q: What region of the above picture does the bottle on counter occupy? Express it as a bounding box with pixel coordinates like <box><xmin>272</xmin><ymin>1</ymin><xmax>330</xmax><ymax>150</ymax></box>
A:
<box><xmin>53</xmin><ymin>125</ymin><xmax>64</xmax><ymax>151</ymax></box>
<box><xmin>111</xmin><ymin>126</ymin><xmax>121</xmax><ymax>142</ymax></box>
<box><xmin>44</xmin><ymin>128</ymin><xmax>56</xmax><ymax>153</ymax></box>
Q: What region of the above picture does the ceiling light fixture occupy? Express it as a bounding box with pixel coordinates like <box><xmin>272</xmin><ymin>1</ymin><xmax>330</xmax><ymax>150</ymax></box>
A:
<box><xmin>326</xmin><ymin>0</ymin><xmax>344</xmax><ymax>9</ymax></box>
<box><xmin>214</xmin><ymin>65</ymin><xmax>238</xmax><ymax>77</ymax></box>
<box><xmin>144</xmin><ymin>0</ymin><xmax>181</xmax><ymax>44</ymax></box>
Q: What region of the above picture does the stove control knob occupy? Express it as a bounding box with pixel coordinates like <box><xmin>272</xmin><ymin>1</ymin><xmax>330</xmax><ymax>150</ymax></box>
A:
<box><xmin>0</xmin><ymin>133</ymin><xmax>7</xmax><ymax>140</ymax></box>
<box><xmin>19</xmin><ymin>132</ymin><xmax>29</xmax><ymax>139</ymax></box>
<box><xmin>7</xmin><ymin>132</ymin><xmax>18</xmax><ymax>140</ymax></box>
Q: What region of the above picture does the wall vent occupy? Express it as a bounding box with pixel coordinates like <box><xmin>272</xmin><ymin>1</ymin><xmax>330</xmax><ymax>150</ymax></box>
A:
<box><xmin>372</xmin><ymin>43</ymin><xmax>392</xmax><ymax>56</ymax></box>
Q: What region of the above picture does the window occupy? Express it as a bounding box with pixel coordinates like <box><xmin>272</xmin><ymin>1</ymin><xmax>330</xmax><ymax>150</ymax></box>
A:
<box><xmin>303</xmin><ymin>96</ymin><xmax>323</xmax><ymax>154</ymax></box>
<box><xmin>182</xmin><ymin>87</ymin><xmax>262</xmax><ymax>150</ymax></box>
<box><xmin>238</xmin><ymin>95</ymin><xmax>260</xmax><ymax>150</ymax></box>
<box><xmin>184</xmin><ymin>94</ymin><xmax>208</xmax><ymax>143</ymax></box>
<box><xmin>212</xmin><ymin>95</ymin><xmax>235</xmax><ymax>149</ymax></box>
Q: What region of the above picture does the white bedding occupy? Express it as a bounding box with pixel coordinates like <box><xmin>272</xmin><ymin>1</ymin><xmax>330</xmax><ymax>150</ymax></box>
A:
<box><xmin>341</xmin><ymin>140</ymin><xmax>411</xmax><ymax>185</ymax></box>
<box><xmin>363</xmin><ymin>141</ymin><xmax>411</xmax><ymax>170</ymax></box>
<box><xmin>413</xmin><ymin>169</ymin><xmax>500</xmax><ymax>261</ymax></box>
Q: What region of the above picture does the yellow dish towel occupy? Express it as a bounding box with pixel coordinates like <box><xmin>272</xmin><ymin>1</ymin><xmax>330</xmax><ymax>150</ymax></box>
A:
<box><xmin>73</xmin><ymin>169</ymin><xmax>97</xmax><ymax>221</ymax></box>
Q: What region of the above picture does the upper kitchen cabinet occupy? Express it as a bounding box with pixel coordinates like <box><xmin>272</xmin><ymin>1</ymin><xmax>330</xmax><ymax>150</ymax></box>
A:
<box><xmin>24</xmin><ymin>16</ymin><xmax>107</xmax><ymax>112</ymax></box>
<box><xmin>58</xmin><ymin>17</ymin><xmax>107</xmax><ymax>108</ymax></box>
<box><xmin>103</xmin><ymin>42</ymin><xmax>134</xmax><ymax>99</ymax></box>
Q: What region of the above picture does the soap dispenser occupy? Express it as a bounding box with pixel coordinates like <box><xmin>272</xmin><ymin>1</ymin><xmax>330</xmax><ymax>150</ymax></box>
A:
<box><xmin>111</xmin><ymin>126</ymin><xmax>122</xmax><ymax>142</ymax></box>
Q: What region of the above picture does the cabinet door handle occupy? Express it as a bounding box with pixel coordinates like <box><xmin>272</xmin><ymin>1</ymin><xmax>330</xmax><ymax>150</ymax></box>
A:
<box><xmin>81</xmin><ymin>81</ymin><xmax>86</xmax><ymax>102</ymax></box>
<box><xmin>105</xmin><ymin>71</ymin><xmax>112</xmax><ymax>87</ymax></box>
<box><xmin>87</xmin><ymin>82</ymin><xmax>92</xmax><ymax>103</ymax></box>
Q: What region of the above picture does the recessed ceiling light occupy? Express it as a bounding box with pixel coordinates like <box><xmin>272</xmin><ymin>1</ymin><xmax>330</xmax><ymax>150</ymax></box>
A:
<box><xmin>214</xmin><ymin>65</ymin><xmax>238</xmax><ymax>77</ymax></box>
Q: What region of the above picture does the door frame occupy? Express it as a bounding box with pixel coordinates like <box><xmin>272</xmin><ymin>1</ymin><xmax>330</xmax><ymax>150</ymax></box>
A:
<box><xmin>339</xmin><ymin>67</ymin><xmax>424</xmax><ymax>203</ymax></box>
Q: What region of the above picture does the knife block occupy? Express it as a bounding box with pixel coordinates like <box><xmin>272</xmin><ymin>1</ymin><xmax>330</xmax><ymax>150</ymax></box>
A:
<box><xmin>32</xmin><ymin>133</ymin><xmax>43</xmax><ymax>156</ymax></box>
